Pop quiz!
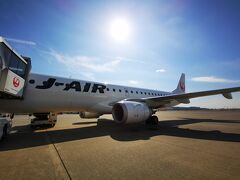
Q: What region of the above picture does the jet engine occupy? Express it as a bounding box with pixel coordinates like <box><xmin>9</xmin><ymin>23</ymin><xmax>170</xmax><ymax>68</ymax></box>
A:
<box><xmin>112</xmin><ymin>101</ymin><xmax>152</xmax><ymax>124</ymax></box>
<box><xmin>79</xmin><ymin>112</ymin><xmax>102</xmax><ymax>119</ymax></box>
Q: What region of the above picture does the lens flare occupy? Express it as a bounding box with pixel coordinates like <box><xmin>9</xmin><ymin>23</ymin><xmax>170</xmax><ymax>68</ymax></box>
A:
<box><xmin>109</xmin><ymin>18</ymin><xmax>130</xmax><ymax>43</ymax></box>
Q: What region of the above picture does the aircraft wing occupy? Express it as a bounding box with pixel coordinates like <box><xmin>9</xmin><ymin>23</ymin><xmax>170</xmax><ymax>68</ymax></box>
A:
<box><xmin>125</xmin><ymin>86</ymin><xmax>240</xmax><ymax>109</ymax></box>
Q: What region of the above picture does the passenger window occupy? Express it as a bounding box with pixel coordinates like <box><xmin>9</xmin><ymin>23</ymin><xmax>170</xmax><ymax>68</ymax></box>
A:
<box><xmin>113</xmin><ymin>89</ymin><xmax>116</xmax><ymax>92</ymax></box>
<box><xmin>106</xmin><ymin>88</ymin><xmax>109</xmax><ymax>91</ymax></box>
<box><xmin>125</xmin><ymin>90</ymin><xmax>128</xmax><ymax>93</ymax></box>
<box><xmin>136</xmin><ymin>91</ymin><xmax>138</xmax><ymax>94</ymax></box>
<box><xmin>131</xmin><ymin>90</ymin><xmax>133</xmax><ymax>93</ymax></box>
<box><xmin>29</xmin><ymin>79</ymin><xmax>35</xmax><ymax>84</ymax></box>
<box><xmin>119</xmin><ymin>89</ymin><xmax>121</xmax><ymax>92</ymax></box>
<box><xmin>144</xmin><ymin>92</ymin><xmax>146</xmax><ymax>95</ymax></box>
<box><xmin>141</xmin><ymin>92</ymin><xmax>143</xmax><ymax>94</ymax></box>
<box><xmin>148</xmin><ymin>92</ymin><xmax>150</xmax><ymax>95</ymax></box>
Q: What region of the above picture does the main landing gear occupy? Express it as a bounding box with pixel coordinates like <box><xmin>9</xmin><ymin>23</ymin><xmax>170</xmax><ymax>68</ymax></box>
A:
<box><xmin>145</xmin><ymin>115</ymin><xmax>159</xmax><ymax>126</ymax></box>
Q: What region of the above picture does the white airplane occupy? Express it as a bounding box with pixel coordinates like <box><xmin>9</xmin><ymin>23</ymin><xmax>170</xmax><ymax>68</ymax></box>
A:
<box><xmin>0</xmin><ymin>37</ymin><xmax>240</xmax><ymax>126</ymax></box>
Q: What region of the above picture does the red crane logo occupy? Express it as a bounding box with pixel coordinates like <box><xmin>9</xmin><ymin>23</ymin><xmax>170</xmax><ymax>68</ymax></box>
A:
<box><xmin>13</xmin><ymin>77</ymin><xmax>20</xmax><ymax>88</ymax></box>
<box><xmin>180</xmin><ymin>81</ymin><xmax>185</xmax><ymax>92</ymax></box>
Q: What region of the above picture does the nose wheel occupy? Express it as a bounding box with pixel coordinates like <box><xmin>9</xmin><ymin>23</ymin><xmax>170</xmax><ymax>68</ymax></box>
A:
<box><xmin>145</xmin><ymin>115</ymin><xmax>159</xmax><ymax>125</ymax></box>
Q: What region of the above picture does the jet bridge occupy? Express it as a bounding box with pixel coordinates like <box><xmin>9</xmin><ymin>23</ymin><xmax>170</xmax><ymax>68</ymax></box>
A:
<box><xmin>0</xmin><ymin>37</ymin><xmax>31</xmax><ymax>99</ymax></box>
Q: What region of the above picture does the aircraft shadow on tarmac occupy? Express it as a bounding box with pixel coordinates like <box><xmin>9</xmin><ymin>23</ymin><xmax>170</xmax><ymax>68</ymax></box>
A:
<box><xmin>0</xmin><ymin>118</ymin><xmax>240</xmax><ymax>151</ymax></box>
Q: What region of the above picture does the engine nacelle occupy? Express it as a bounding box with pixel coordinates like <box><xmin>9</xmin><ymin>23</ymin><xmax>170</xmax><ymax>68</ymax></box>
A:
<box><xmin>112</xmin><ymin>101</ymin><xmax>152</xmax><ymax>124</ymax></box>
<box><xmin>79</xmin><ymin>112</ymin><xmax>102</xmax><ymax>119</ymax></box>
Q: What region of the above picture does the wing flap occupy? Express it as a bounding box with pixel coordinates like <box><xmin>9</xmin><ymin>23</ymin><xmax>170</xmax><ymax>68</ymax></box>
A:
<box><xmin>222</xmin><ymin>93</ymin><xmax>232</xmax><ymax>99</ymax></box>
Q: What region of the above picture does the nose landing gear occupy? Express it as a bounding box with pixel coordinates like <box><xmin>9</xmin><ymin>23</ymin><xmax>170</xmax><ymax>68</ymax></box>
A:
<box><xmin>30</xmin><ymin>113</ymin><xmax>57</xmax><ymax>128</ymax></box>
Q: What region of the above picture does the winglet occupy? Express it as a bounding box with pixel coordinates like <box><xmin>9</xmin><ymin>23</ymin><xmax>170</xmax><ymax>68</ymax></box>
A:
<box><xmin>172</xmin><ymin>73</ymin><xmax>185</xmax><ymax>94</ymax></box>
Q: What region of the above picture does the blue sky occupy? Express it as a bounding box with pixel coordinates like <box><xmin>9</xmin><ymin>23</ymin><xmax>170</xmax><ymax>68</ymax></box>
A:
<box><xmin>0</xmin><ymin>0</ymin><xmax>240</xmax><ymax>108</ymax></box>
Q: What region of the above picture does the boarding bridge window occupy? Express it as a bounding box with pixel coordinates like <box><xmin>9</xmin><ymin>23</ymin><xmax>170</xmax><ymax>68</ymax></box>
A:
<box><xmin>8</xmin><ymin>53</ymin><xmax>26</xmax><ymax>78</ymax></box>
<box><xmin>2</xmin><ymin>44</ymin><xmax>11</xmax><ymax>65</ymax></box>
<box><xmin>17</xmin><ymin>60</ymin><xmax>26</xmax><ymax>78</ymax></box>
<box><xmin>1</xmin><ymin>44</ymin><xmax>27</xmax><ymax>78</ymax></box>
<box><xmin>0</xmin><ymin>56</ymin><xmax>2</xmax><ymax>69</ymax></box>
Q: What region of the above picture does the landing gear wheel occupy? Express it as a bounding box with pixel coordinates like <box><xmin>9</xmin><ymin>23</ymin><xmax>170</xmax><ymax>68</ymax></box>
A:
<box><xmin>0</xmin><ymin>125</ymin><xmax>8</xmax><ymax>141</ymax></box>
<box><xmin>50</xmin><ymin>123</ymin><xmax>56</xmax><ymax>127</ymax></box>
<box><xmin>151</xmin><ymin>115</ymin><xmax>159</xmax><ymax>125</ymax></box>
<box><xmin>145</xmin><ymin>115</ymin><xmax>159</xmax><ymax>126</ymax></box>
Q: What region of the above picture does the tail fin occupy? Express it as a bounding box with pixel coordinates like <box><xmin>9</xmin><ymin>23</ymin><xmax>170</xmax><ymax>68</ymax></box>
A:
<box><xmin>172</xmin><ymin>73</ymin><xmax>185</xmax><ymax>94</ymax></box>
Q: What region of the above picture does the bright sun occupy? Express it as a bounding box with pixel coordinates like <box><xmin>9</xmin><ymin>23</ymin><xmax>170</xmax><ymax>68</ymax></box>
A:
<box><xmin>109</xmin><ymin>18</ymin><xmax>130</xmax><ymax>43</ymax></box>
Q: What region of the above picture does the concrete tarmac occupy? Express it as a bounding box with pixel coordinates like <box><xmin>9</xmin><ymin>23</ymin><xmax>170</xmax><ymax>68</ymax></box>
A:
<box><xmin>0</xmin><ymin>110</ymin><xmax>239</xmax><ymax>180</ymax></box>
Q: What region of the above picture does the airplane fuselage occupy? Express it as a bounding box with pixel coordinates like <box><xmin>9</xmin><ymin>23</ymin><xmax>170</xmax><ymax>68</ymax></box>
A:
<box><xmin>0</xmin><ymin>73</ymin><xmax>176</xmax><ymax>114</ymax></box>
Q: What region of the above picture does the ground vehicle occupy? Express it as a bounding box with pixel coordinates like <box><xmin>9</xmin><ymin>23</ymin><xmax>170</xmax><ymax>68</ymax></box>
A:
<box><xmin>0</xmin><ymin>115</ymin><xmax>12</xmax><ymax>140</ymax></box>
